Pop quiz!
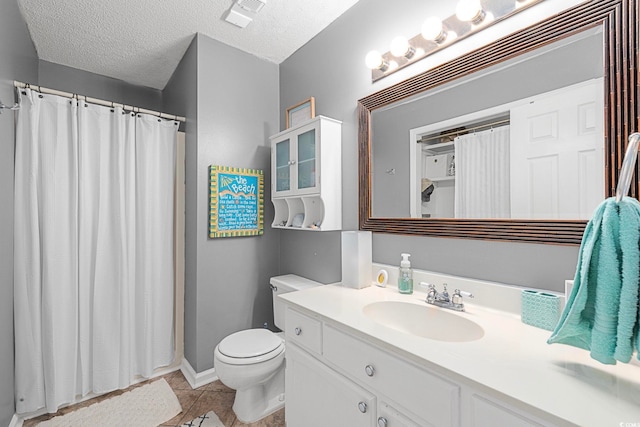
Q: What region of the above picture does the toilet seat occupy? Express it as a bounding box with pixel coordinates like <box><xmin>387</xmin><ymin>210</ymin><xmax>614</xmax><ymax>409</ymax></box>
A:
<box><xmin>216</xmin><ymin>329</ymin><xmax>284</xmax><ymax>365</ymax></box>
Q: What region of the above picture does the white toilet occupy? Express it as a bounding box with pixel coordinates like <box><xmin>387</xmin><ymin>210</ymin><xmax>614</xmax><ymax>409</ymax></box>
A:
<box><xmin>213</xmin><ymin>274</ymin><xmax>322</xmax><ymax>423</ymax></box>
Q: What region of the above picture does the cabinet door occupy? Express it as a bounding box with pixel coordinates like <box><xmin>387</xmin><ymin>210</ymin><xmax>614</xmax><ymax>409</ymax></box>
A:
<box><xmin>295</xmin><ymin>126</ymin><xmax>319</xmax><ymax>195</ymax></box>
<box><xmin>286</xmin><ymin>343</ymin><xmax>375</xmax><ymax>427</ymax></box>
<box><xmin>378</xmin><ymin>402</ymin><xmax>423</xmax><ymax>427</ymax></box>
<box><xmin>273</xmin><ymin>138</ymin><xmax>292</xmax><ymax>197</ymax></box>
<box><xmin>465</xmin><ymin>393</ymin><xmax>546</xmax><ymax>427</ymax></box>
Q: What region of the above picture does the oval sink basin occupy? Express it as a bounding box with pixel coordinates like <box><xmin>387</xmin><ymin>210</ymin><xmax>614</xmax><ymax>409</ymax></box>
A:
<box><xmin>363</xmin><ymin>301</ymin><xmax>484</xmax><ymax>342</ymax></box>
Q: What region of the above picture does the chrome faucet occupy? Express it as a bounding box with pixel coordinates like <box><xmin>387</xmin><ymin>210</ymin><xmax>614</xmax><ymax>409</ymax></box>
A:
<box><xmin>421</xmin><ymin>282</ymin><xmax>473</xmax><ymax>312</ymax></box>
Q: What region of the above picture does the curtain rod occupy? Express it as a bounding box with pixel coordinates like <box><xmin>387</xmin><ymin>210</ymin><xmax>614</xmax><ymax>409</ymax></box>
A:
<box><xmin>13</xmin><ymin>81</ymin><xmax>186</xmax><ymax>123</ymax></box>
<box><xmin>417</xmin><ymin>117</ymin><xmax>510</xmax><ymax>145</ymax></box>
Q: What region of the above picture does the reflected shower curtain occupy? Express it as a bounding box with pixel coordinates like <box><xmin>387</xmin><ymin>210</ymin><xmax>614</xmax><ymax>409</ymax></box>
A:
<box><xmin>454</xmin><ymin>126</ymin><xmax>511</xmax><ymax>218</ymax></box>
<box><xmin>14</xmin><ymin>89</ymin><xmax>176</xmax><ymax>414</ymax></box>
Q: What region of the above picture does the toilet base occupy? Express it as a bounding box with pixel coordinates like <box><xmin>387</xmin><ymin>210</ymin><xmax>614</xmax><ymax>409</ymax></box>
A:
<box><xmin>232</xmin><ymin>367</ymin><xmax>285</xmax><ymax>423</ymax></box>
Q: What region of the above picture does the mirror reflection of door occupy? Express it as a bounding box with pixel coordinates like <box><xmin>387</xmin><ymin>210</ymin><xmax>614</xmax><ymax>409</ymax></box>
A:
<box><xmin>510</xmin><ymin>79</ymin><xmax>604</xmax><ymax>219</ymax></box>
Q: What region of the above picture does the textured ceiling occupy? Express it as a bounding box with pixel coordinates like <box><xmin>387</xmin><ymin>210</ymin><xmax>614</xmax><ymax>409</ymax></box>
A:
<box><xmin>18</xmin><ymin>0</ymin><xmax>361</xmax><ymax>90</ymax></box>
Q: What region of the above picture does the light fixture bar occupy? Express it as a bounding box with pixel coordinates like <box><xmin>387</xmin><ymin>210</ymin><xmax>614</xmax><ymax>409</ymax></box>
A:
<box><xmin>370</xmin><ymin>0</ymin><xmax>544</xmax><ymax>82</ymax></box>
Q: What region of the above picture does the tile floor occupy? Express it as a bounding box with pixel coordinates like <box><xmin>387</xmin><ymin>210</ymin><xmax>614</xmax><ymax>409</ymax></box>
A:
<box><xmin>23</xmin><ymin>370</ymin><xmax>285</xmax><ymax>427</ymax></box>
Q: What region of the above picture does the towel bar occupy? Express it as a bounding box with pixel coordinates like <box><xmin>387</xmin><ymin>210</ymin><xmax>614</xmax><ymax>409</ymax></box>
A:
<box><xmin>615</xmin><ymin>133</ymin><xmax>640</xmax><ymax>202</ymax></box>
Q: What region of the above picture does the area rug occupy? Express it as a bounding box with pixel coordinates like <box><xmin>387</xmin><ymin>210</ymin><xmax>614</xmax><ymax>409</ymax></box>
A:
<box><xmin>180</xmin><ymin>411</ymin><xmax>225</xmax><ymax>427</ymax></box>
<box><xmin>37</xmin><ymin>378</ymin><xmax>182</xmax><ymax>427</ymax></box>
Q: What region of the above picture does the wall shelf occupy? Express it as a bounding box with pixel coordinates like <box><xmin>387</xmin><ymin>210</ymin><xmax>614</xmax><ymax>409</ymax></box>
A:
<box><xmin>270</xmin><ymin>116</ymin><xmax>342</xmax><ymax>231</ymax></box>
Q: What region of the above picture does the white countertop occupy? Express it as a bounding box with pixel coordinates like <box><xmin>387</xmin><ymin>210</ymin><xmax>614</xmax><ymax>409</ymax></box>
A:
<box><xmin>280</xmin><ymin>283</ymin><xmax>640</xmax><ymax>427</ymax></box>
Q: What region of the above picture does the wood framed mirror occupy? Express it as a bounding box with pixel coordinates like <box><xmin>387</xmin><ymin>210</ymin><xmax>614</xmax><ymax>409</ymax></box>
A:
<box><xmin>358</xmin><ymin>0</ymin><xmax>638</xmax><ymax>245</ymax></box>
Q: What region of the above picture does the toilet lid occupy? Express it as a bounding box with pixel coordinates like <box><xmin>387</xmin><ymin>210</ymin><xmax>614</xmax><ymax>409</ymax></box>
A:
<box><xmin>218</xmin><ymin>329</ymin><xmax>283</xmax><ymax>359</ymax></box>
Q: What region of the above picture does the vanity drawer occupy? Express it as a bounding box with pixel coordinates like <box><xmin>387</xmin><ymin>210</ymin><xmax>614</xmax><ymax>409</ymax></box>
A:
<box><xmin>378</xmin><ymin>401</ymin><xmax>423</xmax><ymax>427</ymax></box>
<box><xmin>285</xmin><ymin>307</ymin><xmax>322</xmax><ymax>355</ymax></box>
<box><xmin>323</xmin><ymin>324</ymin><xmax>459</xmax><ymax>426</ymax></box>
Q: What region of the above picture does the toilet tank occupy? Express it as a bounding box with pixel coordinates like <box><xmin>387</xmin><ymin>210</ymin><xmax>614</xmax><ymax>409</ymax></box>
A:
<box><xmin>271</xmin><ymin>274</ymin><xmax>323</xmax><ymax>330</ymax></box>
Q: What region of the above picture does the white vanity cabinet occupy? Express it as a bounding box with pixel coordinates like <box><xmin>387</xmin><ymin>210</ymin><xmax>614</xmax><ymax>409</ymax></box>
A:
<box><xmin>270</xmin><ymin>116</ymin><xmax>341</xmax><ymax>231</ymax></box>
<box><xmin>286</xmin><ymin>344</ymin><xmax>376</xmax><ymax>427</ymax></box>
<box><xmin>284</xmin><ymin>307</ymin><xmax>452</xmax><ymax>427</ymax></box>
<box><xmin>461</xmin><ymin>388</ymin><xmax>552</xmax><ymax>427</ymax></box>
<box><xmin>378</xmin><ymin>402</ymin><xmax>423</xmax><ymax>427</ymax></box>
<box><xmin>323</xmin><ymin>324</ymin><xmax>459</xmax><ymax>426</ymax></box>
<box><xmin>283</xmin><ymin>304</ymin><xmax>563</xmax><ymax>427</ymax></box>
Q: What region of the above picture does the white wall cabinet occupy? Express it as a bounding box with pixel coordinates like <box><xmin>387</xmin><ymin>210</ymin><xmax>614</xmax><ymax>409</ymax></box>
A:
<box><xmin>283</xmin><ymin>306</ymin><xmax>561</xmax><ymax>427</ymax></box>
<box><xmin>270</xmin><ymin>116</ymin><xmax>341</xmax><ymax>231</ymax></box>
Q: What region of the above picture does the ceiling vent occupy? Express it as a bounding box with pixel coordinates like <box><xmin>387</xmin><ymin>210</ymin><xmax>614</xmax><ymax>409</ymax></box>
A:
<box><xmin>236</xmin><ymin>0</ymin><xmax>266</xmax><ymax>13</ymax></box>
<box><xmin>223</xmin><ymin>0</ymin><xmax>266</xmax><ymax>28</ymax></box>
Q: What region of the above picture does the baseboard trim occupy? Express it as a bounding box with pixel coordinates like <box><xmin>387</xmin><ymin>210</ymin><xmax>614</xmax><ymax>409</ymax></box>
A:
<box><xmin>180</xmin><ymin>358</ymin><xmax>217</xmax><ymax>389</ymax></box>
<box><xmin>8</xmin><ymin>413</ymin><xmax>21</xmax><ymax>427</ymax></box>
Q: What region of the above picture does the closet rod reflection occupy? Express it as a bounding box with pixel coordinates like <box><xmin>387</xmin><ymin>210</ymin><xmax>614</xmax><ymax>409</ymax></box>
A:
<box><xmin>418</xmin><ymin>118</ymin><xmax>510</xmax><ymax>145</ymax></box>
<box><xmin>13</xmin><ymin>81</ymin><xmax>186</xmax><ymax>123</ymax></box>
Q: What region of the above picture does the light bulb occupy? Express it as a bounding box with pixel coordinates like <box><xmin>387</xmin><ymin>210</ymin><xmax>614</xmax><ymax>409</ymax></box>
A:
<box><xmin>422</xmin><ymin>16</ymin><xmax>447</xmax><ymax>43</ymax></box>
<box><xmin>365</xmin><ymin>50</ymin><xmax>387</xmax><ymax>70</ymax></box>
<box><xmin>390</xmin><ymin>36</ymin><xmax>414</xmax><ymax>58</ymax></box>
<box><xmin>456</xmin><ymin>0</ymin><xmax>485</xmax><ymax>24</ymax></box>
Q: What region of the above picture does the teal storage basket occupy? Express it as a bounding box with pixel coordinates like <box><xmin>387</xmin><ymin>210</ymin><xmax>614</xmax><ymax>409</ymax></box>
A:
<box><xmin>521</xmin><ymin>290</ymin><xmax>560</xmax><ymax>331</ymax></box>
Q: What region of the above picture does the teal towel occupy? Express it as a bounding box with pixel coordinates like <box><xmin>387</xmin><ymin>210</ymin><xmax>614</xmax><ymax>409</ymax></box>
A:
<box><xmin>547</xmin><ymin>197</ymin><xmax>640</xmax><ymax>364</ymax></box>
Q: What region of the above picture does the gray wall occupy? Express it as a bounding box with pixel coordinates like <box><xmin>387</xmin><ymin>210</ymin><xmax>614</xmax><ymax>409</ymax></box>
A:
<box><xmin>38</xmin><ymin>61</ymin><xmax>163</xmax><ymax>111</ymax></box>
<box><xmin>177</xmin><ymin>34</ymin><xmax>280</xmax><ymax>372</ymax></box>
<box><xmin>0</xmin><ymin>1</ymin><xmax>38</xmax><ymax>425</ymax></box>
<box><xmin>279</xmin><ymin>0</ymin><xmax>581</xmax><ymax>292</ymax></box>
<box><xmin>278</xmin><ymin>230</ymin><xmax>342</xmax><ymax>284</ymax></box>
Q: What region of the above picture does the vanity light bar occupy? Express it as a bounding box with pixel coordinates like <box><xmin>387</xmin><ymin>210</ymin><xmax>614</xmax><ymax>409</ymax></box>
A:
<box><xmin>368</xmin><ymin>0</ymin><xmax>544</xmax><ymax>82</ymax></box>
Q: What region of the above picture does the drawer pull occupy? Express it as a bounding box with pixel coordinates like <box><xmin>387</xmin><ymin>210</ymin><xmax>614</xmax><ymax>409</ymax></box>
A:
<box><xmin>358</xmin><ymin>402</ymin><xmax>368</xmax><ymax>413</ymax></box>
<box><xmin>365</xmin><ymin>364</ymin><xmax>375</xmax><ymax>377</ymax></box>
<box><xmin>377</xmin><ymin>417</ymin><xmax>388</xmax><ymax>427</ymax></box>
<box><xmin>294</xmin><ymin>327</ymin><xmax>302</xmax><ymax>336</ymax></box>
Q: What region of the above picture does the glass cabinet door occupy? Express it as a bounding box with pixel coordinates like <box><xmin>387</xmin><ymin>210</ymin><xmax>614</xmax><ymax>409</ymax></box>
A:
<box><xmin>275</xmin><ymin>139</ymin><xmax>291</xmax><ymax>193</ymax></box>
<box><xmin>297</xmin><ymin>129</ymin><xmax>316</xmax><ymax>190</ymax></box>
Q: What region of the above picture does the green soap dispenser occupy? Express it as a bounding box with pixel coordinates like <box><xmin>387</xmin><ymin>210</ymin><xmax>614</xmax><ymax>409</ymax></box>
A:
<box><xmin>398</xmin><ymin>253</ymin><xmax>413</xmax><ymax>294</ymax></box>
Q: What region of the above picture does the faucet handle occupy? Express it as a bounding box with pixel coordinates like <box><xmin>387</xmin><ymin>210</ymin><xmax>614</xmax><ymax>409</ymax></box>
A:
<box><xmin>419</xmin><ymin>282</ymin><xmax>437</xmax><ymax>303</ymax></box>
<box><xmin>454</xmin><ymin>289</ymin><xmax>474</xmax><ymax>298</ymax></box>
<box><xmin>451</xmin><ymin>289</ymin><xmax>474</xmax><ymax>310</ymax></box>
<box><xmin>419</xmin><ymin>282</ymin><xmax>435</xmax><ymax>290</ymax></box>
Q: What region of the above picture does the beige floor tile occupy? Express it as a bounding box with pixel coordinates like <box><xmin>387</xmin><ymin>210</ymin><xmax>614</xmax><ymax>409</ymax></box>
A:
<box><xmin>231</xmin><ymin>408</ymin><xmax>285</xmax><ymax>427</ymax></box>
<box><xmin>177</xmin><ymin>391</ymin><xmax>237</xmax><ymax>426</ymax></box>
<box><xmin>203</xmin><ymin>380</ymin><xmax>234</xmax><ymax>393</ymax></box>
<box><xmin>165</xmin><ymin>370</ymin><xmax>193</xmax><ymax>391</ymax></box>
<box><xmin>162</xmin><ymin>388</ymin><xmax>204</xmax><ymax>426</ymax></box>
<box><xmin>22</xmin><ymin>414</ymin><xmax>52</xmax><ymax>427</ymax></box>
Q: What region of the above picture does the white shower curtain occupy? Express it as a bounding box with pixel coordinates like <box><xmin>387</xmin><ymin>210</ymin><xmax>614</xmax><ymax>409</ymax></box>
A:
<box><xmin>454</xmin><ymin>126</ymin><xmax>511</xmax><ymax>218</ymax></box>
<box><xmin>14</xmin><ymin>89</ymin><xmax>177</xmax><ymax>414</ymax></box>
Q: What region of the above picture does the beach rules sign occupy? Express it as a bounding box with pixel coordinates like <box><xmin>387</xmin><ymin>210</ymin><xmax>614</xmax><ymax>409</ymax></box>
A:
<box><xmin>209</xmin><ymin>165</ymin><xmax>264</xmax><ymax>238</ymax></box>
